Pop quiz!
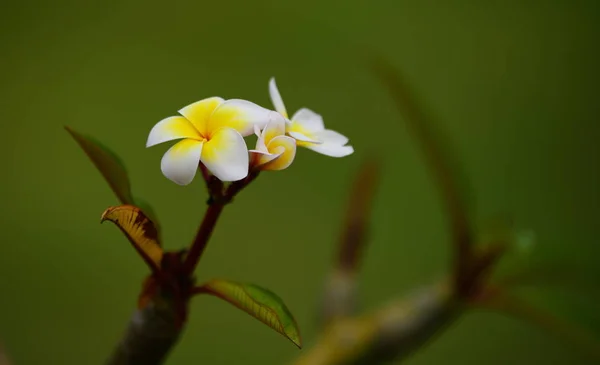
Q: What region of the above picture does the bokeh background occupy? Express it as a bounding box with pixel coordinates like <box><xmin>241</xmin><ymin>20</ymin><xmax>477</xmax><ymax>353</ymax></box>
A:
<box><xmin>1</xmin><ymin>0</ymin><xmax>599</xmax><ymax>364</ymax></box>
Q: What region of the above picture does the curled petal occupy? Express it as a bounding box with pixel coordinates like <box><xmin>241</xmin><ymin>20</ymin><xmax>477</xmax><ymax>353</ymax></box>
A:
<box><xmin>146</xmin><ymin>116</ymin><xmax>201</xmax><ymax>147</ymax></box>
<box><xmin>178</xmin><ymin>97</ymin><xmax>225</xmax><ymax>136</ymax></box>
<box><xmin>160</xmin><ymin>139</ymin><xmax>204</xmax><ymax>185</ymax></box>
<box><xmin>201</xmin><ymin>128</ymin><xmax>249</xmax><ymax>181</ymax></box>
<box><xmin>253</xmin><ymin>132</ymin><xmax>269</xmax><ymax>154</ymax></box>
<box><xmin>262</xmin><ymin>135</ymin><xmax>297</xmax><ymax>171</ymax></box>
<box><xmin>208</xmin><ymin>99</ymin><xmax>273</xmax><ymax>137</ymax></box>
<box><xmin>262</xmin><ymin>113</ymin><xmax>287</xmax><ymax>145</ymax></box>
<box><xmin>291</xmin><ymin>108</ymin><xmax>325</xmax><ymax>132</ymax></box>
<box><xmin>249</xmin><ymin>131</ymin><xmax>273</xmax><ymax>167</ymax></box>
<box><xmin>269</xmin><ymin>77</ymin><xmax>288</xmax><ymax>119</ymax></box>
<box><xmin>252</xmin><ymin>149</ymin><xmax>282</xmax><ymax>168</ymax></box>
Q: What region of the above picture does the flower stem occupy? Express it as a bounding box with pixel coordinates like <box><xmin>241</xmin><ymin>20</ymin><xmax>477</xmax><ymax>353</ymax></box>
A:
<box><xmin>183</xmin><ymin>202</ymin><xmax>224</xmax><ymax>274</ymax></box>
<box><xmin>183</xmin><ymin>168</ymin><xmax>260</xmax><ymax>275</ymax></box>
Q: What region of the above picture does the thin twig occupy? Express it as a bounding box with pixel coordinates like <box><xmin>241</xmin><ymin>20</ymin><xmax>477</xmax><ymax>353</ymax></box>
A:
<box><xmin>471</xmin><ymin>288</ymin><xmax>600</xmax><ymax>361</ymax></box>
<box><xmin>337</xmin><ymin>157</ymin><xmax>381</xmax><ymax>273</ymax></box>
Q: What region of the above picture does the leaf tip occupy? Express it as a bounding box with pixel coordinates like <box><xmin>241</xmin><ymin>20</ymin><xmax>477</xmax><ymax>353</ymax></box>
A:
<box><xmin>289</xmin><ymin>332</ymin><xmax>303</xmax><ymax>349</ymax></box>
<box><xmin>100</xmin><ymin>206</ymin><xmax>115</xmax><ymax>223</ymax></box>
<box><xmin>64</xmin><ymin>125</ymin><xmax>76</xmax><ymax>137</ymax></box>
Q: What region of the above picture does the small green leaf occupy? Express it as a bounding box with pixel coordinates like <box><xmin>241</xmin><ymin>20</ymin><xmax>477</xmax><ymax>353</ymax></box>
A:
<box><xmin>65</xmin><ymin>126</ymin><xmax>134</xmax><ymax>204</ymax></box>
<box><xmin>194</xmin><ymin>279</ymin><xmax>302</xmax><ymax>348</ymax></box>
<box><xmin>66</xmin><ymin>126</ymin><xmax>162</xmax><ymax>239</ymax></box>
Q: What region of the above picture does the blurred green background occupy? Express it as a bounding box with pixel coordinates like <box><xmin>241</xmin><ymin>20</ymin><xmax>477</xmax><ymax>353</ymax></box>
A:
<box><xmin>1</xmin><ymin>0</ymin><xmax>599</xmax><ymax>364</ymax></box>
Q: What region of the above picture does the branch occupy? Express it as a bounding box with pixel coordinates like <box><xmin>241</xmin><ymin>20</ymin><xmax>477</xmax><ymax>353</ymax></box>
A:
<box><xmin>336</xmin><ymin>157</ymin><xmax>381</xmax><ymax>273</ymax></box>
<box><xmin>471</xmin><ymin>288</ymin><xmax>600</xmax><ymax>361</ymax></box>
<box><xmin>294</xmin><ymin>281</ymin><xmax>458</xmax><ymax>365</ymax></box>
<box><xmin>495</xmin><ymin>262</ymin><xmax>599</xmax><ymax>294</ymax></box>
<box><xmin>106</xmin><ymin>300</ymin><xmax>183</xmax><ymax>365</ymax></box>
<box><xmin>0</xmin><ymin>342</ymin><xmax>11</xmax><ymax>365</ymax></box>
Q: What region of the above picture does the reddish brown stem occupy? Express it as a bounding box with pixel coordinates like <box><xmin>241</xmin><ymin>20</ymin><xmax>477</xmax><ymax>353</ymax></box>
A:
<box><xmin>199</xmin><ymin>163</ymin><xmax>211</xmax><ymax>182</ymax></box>
<box><xmin>225</xmin><ymin>170</ymin><xmax>260</xmax><ymax>197</ymax></box>
<box><xmin>182</xmin><ymin>170</ymin><xmax>260</xmax><ymax>275</ymax></box>
<box><xmin>183</xmin><ymin>202</ymin><xmax>224</xmax><ymax>274</ymax></box>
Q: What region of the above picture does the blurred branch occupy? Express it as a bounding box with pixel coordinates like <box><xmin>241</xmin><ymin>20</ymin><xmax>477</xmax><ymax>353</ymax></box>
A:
<box><xmin>288</xmin><ymin>55</ymin><xmax>600</xmax><ymax>365</ymax></box>
<box><xmin>318</xmin><ymin>158</ymin><xmax>381</xmax><ymax>326</ymax></box>
<box><xmin>336</xmin><ymin>157</ymin><xmax>381</xmax><ymax>273</ymax></box>
<box><xmin>370</xmin><ymin>57</ymin><xmax>474</xmax><ymax>292</ymax></box>
<box><xmin>294</xmin><ymin>281</ymin><xmax>459</xmax><ymax>365</ymax></box>
<box><xmin>495</xmin><ymin>263</ymin><xmax>600</xmax><ymax>294</ymax></box>
<box><xmin>471</xmin><ymin>288</ymin><xmax>600</xmax><ymax>361</ymax></box>
<box><xmin>0</xmin><ymin>343</ymin><xmax>11</xmax><ymax>365</ymax></box>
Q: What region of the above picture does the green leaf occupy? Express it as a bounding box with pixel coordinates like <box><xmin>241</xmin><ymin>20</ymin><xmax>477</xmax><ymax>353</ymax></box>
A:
<box><xmin>66</xmin><ymin>126</ymin><xmax>162</xmax><ymax>239</ymax></box>
<box><xmin>65</xmin><ymin>126</ymin><xmax>134</xmax><ymax>204</ymax></box>
<box><xmin>194</xmin><ymin>279</ymin><xmax>302</xmax><ymax>348</ymax></box>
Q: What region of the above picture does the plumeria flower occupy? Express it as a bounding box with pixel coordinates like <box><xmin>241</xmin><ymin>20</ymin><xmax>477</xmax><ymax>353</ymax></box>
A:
<box><xmin>249</xmin><ymin>113</ymin><xmax>297</xmax><ymax>171</ymax></box>
<box><xmin>268</xmin><ymin>78</ymin><xmax>354</xmax><ymax>157</ymax></box>
<box><xmin>147</xmin><ymin>97</ymin><xmax>273</xmax><ymax>185</ymax></box>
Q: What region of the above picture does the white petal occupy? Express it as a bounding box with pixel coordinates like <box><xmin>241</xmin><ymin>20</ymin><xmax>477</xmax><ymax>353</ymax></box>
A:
<box><xmin>269</xmin><ymin>77</ymin><xmax>288</xmax><ymax>119</ymax></box>
<box><xmin>291</xmin><ymin>108</ymin><xmax>325</xmax><ymax>132</ymax></box>
<box><xmin>253</xmin><ymin>132</ymin><xmax>269</xmax><ymax>154</ymax></box>
<box><xmin>288</xmin><ymin>130</ymin><xmax>322</xmax><ymax>144</ymax></box>
<box><xmin>208</xmin><ymin>99</ymin><xmax>273</xmax><ymax>137</ymax></box>
<box><xmin>251</xmin><ymin>149</ymin><xmax>282</xmax><ymax>167</ymax></box>
<box><xmin>305</xmin><ymin>143</ymin><xmax>354</xmax><ymax>158</ymax></box>
<box><xmin>200</xmin><ymin>127</ymin><xmax>249</xmax><ymax>181</ymax></box>
<box><xmin>313</xmin><ymin>129</ymin><xmax>349</xmax><ymax>145</ymax></box>
<box><xmin>146</xmin><ymin>116</ymin><xmax>201</xmax><ymax>147</ymax></box>
<box><xmin>249</xmin><ymin>148</ymin><xmax>273</xmax><ymax>156</ymax></box>
<box><xmin>160</xmin><ymin>139</ymin><xmax>204</xmax><ymax>185</ymax></box>
<box><xmin>253</xmin><ymin>124</ymin><xmax>262</xmax><ymax>138</ymax></box>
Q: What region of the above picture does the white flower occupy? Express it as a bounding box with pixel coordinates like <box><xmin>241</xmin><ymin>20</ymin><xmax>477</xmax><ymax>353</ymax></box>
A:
<box><xmin>268</xmin><ymin>77</ymin><xmax>354</xmax><ymax>157</ymax></box>
<box><xmin>147</xmin><ymin>97</ymin><xmax>272</xmax><ymax>185</ymax></box>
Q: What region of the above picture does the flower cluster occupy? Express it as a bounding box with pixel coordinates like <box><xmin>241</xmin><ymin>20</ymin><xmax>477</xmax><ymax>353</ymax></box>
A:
<box><xmin>147</xmin><ymin>78</ymin><xmax>354</xmax><ymax>185</ymax></box>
